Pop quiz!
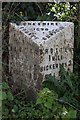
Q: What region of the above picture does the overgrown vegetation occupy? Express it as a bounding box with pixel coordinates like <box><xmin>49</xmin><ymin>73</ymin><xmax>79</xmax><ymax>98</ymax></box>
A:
<box><xmin>1</xmin><ymin>2</ymin><xmax>80</xmax><ymax>119</ymax></box>
<box><xmin>0</xmin><ymin>79</ymin><xmax>78</xmax><ymax>119</ymax></box>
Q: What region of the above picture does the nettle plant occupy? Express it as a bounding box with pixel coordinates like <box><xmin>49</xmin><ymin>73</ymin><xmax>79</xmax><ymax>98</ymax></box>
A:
<box><xmin>0</xmin><ymin>82</ymin><xmax>77</xmax><ymax>119</ymax></box>
<box><xmin>43</xmin><ymin>65</ymin><xmax>80</xmax><ymax>119</ymax></box>
<box><xmin>36</xmin><ymin>87</ymin><xmax>77</xmax><ymax>119</ymax></box>
<box><xmin>36</xmin><ymin>87</ymin><xmax>62</xmax><ymax>119</ymax></box>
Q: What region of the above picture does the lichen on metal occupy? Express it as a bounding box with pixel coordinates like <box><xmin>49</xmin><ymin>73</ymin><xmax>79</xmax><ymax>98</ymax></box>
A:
<box><xmin>9</xmin><ymin>21</ymin><xmax>74</xmax><ymax>99</ymax></box>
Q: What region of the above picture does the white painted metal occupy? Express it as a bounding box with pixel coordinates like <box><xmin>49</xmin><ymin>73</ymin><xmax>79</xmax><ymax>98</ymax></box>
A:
<box><xmin>10</xmin><ymin>21</ymin><xmax>74</xmax><ymax>78</ymax></box>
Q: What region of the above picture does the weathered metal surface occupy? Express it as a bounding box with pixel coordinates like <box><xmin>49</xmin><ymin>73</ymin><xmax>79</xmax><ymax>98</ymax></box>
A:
<box><xmin>9</xmin><ymin>21</ymin><xmax>74</xmax><ymax>99</ymax></box>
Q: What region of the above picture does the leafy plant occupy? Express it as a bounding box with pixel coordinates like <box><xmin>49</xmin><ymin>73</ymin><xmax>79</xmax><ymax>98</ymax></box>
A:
<box><xmin>0</xmin><ymin>82</ymin><xmax>13</xmax><ymax>119</ymax></box>
<box><xmin>43</xmin><ymin>66</ymin><xmax>80</xmax><ymax>118</ymax></box>
<box><xmin>36</xmin><ymin>88</ymin><xmax>60</xmax><ymax>119</ymax></box>
<box><xmin>2</xmin><ymin>2</ymin><xmax>80</xmax><ymax>119</ymax></box>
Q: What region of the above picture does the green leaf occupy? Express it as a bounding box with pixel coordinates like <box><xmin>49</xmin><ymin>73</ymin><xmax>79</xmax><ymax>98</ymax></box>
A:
<box><xmin>20</xmin><ymin>111</ymin><xmax>26</xmax><ymax>118</ymax></box>
<box><xmin>7</xmin><ymin>91</ymin><xmax>13</xmax><ymax>101</ymax></box>
<box><xmin>43</xmin><ymin>75</ymin><xmax>65</xmax><ymax>96</ymax></box>
<box><xmin>62</xmin><ymin>108</ymin><xmax>77</xmax><ymax>119</ymax></box>
<box><xmin>2</xmin><ymin>82</ymin><xmax>9</xmax><ymax>90</ymax></box>
<box><xmin>0</xmin><ymin>92</ymin><xmax>2</xmax><ymax>100</ymax></box>
<box><xmin>0</xmin><ymin>91</ymin><xmax>7</xmax><ymax>100</ymax></box>
<box><xmin>36</xmin><ymin>97</ymin><xmax>42</xmax><ymax>105</ymax></box>
<box><xmin>62</xmin><ymin>106</ymin><xmax>68</xmax><ymax>115</ymax></box>
<box><xmin>2</xmin><ymin>108</ymin><xmax>9</xmax><ymax>116</ymax></box>
<box><xmin>60</xmin><ymin>66</ymin><xmax>73</xmax><ymax>89</ymax></box>
<box><xmin>66</xmin><ymin>109</ymin><xmax>77</xmax><ymax>118</ymax></box>
<box><xmin>12</xmin><ymin>105</ymin><xmax>18</xmax><ymax>113</ymax></box>
<box><xmin>44</xmin><ymin>100</ymin><xmax>52</xmax><ymax>109</ymax></box>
